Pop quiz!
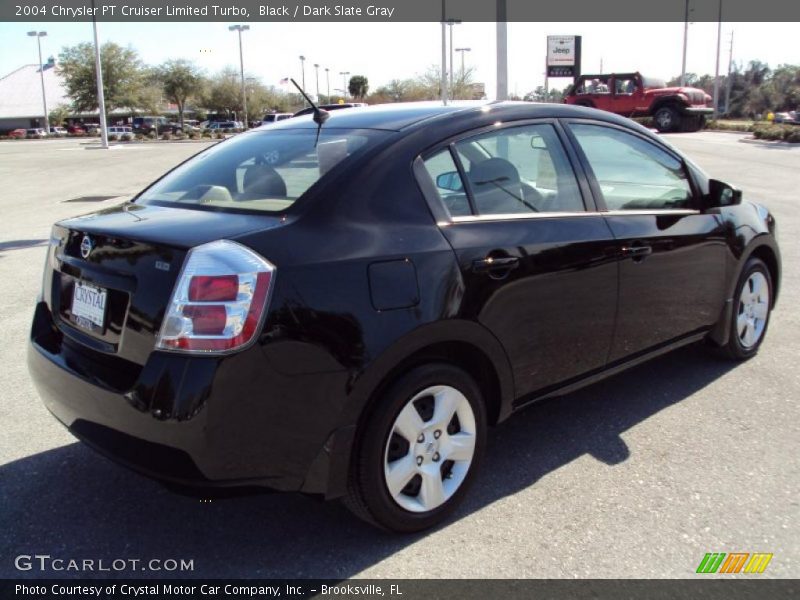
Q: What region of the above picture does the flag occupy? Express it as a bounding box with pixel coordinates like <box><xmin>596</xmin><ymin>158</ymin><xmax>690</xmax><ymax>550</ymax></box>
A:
<box><xmin>279</xmin><ymin>77</ymin><xmax>289</xmax><ymax>85</ymax></box>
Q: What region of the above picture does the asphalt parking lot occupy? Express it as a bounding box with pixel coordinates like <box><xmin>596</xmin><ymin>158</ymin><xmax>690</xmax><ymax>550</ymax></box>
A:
<box><xmin>0</xmin><ymin>133</ymin><xmax>797</xmax><ymax>579</ymax></box>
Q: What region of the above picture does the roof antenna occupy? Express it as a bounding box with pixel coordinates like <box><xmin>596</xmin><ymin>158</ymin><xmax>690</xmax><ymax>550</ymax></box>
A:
<box><xmin>290</xmin><ymin>78</ymin><xmax>329</xmax><ymax>146</ymax></box>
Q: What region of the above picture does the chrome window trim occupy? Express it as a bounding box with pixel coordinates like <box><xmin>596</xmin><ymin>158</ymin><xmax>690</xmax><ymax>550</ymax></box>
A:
<box><xmin>439</xmin><ymin>208</ymin><xmax>700</xmax><ymax>225</ymax></box>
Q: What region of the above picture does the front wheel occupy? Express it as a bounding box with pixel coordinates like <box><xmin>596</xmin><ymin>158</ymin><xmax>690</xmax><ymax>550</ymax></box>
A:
<box><xmin>720</xmin><ymin>257</ymin><xmax>773</xmax><ymax>360</ymax></box>
<box><xmin>653</xmin><ymin>106</ymin><xmax>679</xmax><ymax>132</ymax></box>
<box><xmin>344</xmin><ymin>364</ymin><xmax>487</xmax><ymax>532</ymax></box>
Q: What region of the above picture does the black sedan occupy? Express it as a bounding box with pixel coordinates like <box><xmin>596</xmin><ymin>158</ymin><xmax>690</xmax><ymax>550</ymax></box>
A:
<box><xmin>28</xmin><ymin>101</ymin><xmax>780</xmax><ymax>532</ymax></box>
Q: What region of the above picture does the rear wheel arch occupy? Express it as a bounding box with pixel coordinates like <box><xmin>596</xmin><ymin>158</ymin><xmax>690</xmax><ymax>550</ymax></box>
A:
<box><xmin>747</xmin><ymin>244</ymin><xmax>780</xmax><ymax>306</ymax></box>
<box><xmin>351</xmin><ymin>323</ymin><xmax>514</xmax><ymax>433</ymax></box>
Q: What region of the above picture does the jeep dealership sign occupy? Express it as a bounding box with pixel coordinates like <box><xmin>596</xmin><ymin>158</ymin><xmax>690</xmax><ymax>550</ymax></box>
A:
<box><xmin>547</xmin><ymin>35</ymin><xmax>582</xmax><ymax>78</ymax></box>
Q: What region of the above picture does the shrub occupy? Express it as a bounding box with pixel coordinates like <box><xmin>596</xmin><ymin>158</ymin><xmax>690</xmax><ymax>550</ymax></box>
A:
<box><xmin>121</xmin><ymin>133</ymin><xmax>133</xmax><ymax>142</ymax></box>
<box><xmin>214</xmin><ymin>131</ymin><xmax>225</xmax><ymax>139</ymax></box>
<box><xmin>202</xmin><ymin>130</ymin><xmax>212</xmax><ymax>138</ymax></box>
<box><xmin>785</xmin><ymin>128</ymin><xmax>800</xmax><ymax>143</ymax></box>
<box><xmin>147</xmin><ymin>131</ymin><xmax>157</xmax><ymax>140</ymax></box>
<box><xmin>750</xmin><ymin>123</ymin><xmax>800</xmax><ymax>141</ymax></box>
<box><xmin>705</xmin><ymin>120</ymin><xmax>753</xmax><ymax>133</ymax></box>
<box><xmin>135</xmin><ymin>133</ymin><xmax>144</xmax><ymax>141</ymax></box>
<box><xmin>188</xmin><ymin>132</ymin><xmax>198</xmax><ymax>140</ymax></box>
<box><xmin>161</xmin><ymin>132</ymin><xmax>172</xmax><ymax>141</ymax></box>
<box><xmin>108</xmin><ymin>134</ymin><xmax>118</xmax><ymax>141</ymax></box>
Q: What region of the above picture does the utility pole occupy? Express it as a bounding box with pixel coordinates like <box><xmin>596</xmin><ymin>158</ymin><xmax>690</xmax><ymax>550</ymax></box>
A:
<box><xmin>313</xmin><ymin>63</ymin><xmax>320</xmax><ymax>101</ymax></box>
<box><xmin>725</xmin><ymin>31</ymin><xmax>734</xmax><ymax>116</ymax></box>
<box><xmin>340</xmin><ymin>71</ymin><xmax>350</xmax><ymax>100</ymax></box>
<box><xmin>325</xmin><ymin>67</ymin><xmax>330</xmax><ymax>101</ymax></box>
<box><xmin>299</xmin><ymin>55</ymin><xmax>306</xmax><ymax>105</ymax></box>
<box><xmin>496</xmin><ymin>0</ymin><xmax>508</xmax><ymax>101</ymax></box>
<box><xmin>680</xmin><ymin>0</ymin><xmax>690</xmax><ymax>87</ymax></box>
<box><xmin>712</xmin><ymin>0</ymin><xmax>722</xmax><ymax>120</ymax></box>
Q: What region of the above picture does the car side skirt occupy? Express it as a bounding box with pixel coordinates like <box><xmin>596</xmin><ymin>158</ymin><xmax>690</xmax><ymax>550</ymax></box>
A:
<box><xmin>512</xmin><ymin>330</ymin><xmax>709</xmax><ymax>410</ymax></box>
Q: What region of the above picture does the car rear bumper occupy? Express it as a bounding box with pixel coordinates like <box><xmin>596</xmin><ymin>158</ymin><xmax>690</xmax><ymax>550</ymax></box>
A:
<box><xmin>28</xmin><ymin>301</ymin><xmax>354</xmax><ymax>496</ymax></box>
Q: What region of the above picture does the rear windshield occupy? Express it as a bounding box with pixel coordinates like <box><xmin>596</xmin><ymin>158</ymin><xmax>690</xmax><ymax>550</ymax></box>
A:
<box><xmin>137</xmin><ymin>128</ymin><xmax>390</xmax><ymax>213</ymax></box>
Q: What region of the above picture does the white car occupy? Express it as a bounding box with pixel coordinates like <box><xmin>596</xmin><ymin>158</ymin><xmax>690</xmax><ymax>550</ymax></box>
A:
<box><xmin>107</xmin><ymin>126</ymin><xmax>133</xmax><ymax>135</ymax></box>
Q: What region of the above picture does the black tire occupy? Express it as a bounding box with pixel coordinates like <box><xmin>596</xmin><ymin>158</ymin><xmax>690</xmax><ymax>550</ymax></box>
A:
<box><xmin>653</xmin><ymin>105</ymin><xmax>680</xmax><ymax>132</ymax></box>
<box><xmin>344</xmin><ymin>363</ymin><xmax>487</xmax><ymax>532</ymax></box>
<box><xmin>720</xmin><ymin>257</ymin><xmax>773</xmax><ymax>360</ymax></box>
<box><xmin>680</xmin><ymin>115</ymin><xmax>704</xmax><ymax>132</ymax></box>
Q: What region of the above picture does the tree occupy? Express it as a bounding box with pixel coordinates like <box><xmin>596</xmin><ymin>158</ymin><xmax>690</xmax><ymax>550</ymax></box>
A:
<box><xmin>348</xmin><ymin>75</ymin><xmax>369</xmax><ymax>100</ymax></box>
<box><xmin>48</xmin><ymin>104</ymin><xmax>70</xmax><ymax>126</ymax></box>
<box><xmin>58</xmin><ymin>42</ymin><xmax>144</xmax><ymax>112</ymax></box>
<box><xmin>203</xmin><ymin>67</ymin><xmax>243</xmax><ymax>116</ymax></box>
<box><xmin>156</xmin><ymin>59</ymin><xmax>205</xmax><ymax>127</ymax></box>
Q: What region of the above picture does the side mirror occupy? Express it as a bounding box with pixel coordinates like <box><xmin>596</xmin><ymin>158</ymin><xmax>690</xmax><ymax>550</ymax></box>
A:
<box><xmin>708</xmin><ymin>179</ymin><xmax>742</xmax><ymax>208</ymax></box>
<box><xmin>436</xmin><ymin>171</ymin><xmax>464</xmax><ymax>192</ymax></box>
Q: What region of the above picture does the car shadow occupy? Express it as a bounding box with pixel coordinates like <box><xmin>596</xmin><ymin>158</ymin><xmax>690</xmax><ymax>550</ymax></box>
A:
<box><xmin>0</xmin><ymin>343</ymin><xmax>736</xmax><ymax>579</ymax></box>
<box><xmin>0</xmin><ymin>239</ymin><xmax>48</xmax><ymax>253</ymax></box>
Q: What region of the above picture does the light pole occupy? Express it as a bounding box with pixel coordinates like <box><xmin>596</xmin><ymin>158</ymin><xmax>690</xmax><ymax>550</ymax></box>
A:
<box><xmin>325</xmin><ymin>67</ymin><xmax>330</xmax><ymax>101</ymax></box>
<box><xmin>27</xmin><ymin>31</ymin><xmax>49</xmax><ymax>132</ymax></box>
<box><xmin>446</xmin><ymin>20</ymin><xmax>461</xmax><ymax>93</ymax></box>
<box><xmin>299</xmin><ymin>55</ymin><xmax>307</xmax><ymax>105</ymax></box>
<box><xmin>455</xmin><ymin>47</ymin><xmax>471</xmax><ymax>98</ymax></box>
<box><xmin>340</xmin><ymin>71</ymin><xmax>350</xmax><ymax>100</ymax></box>
<box><xmin>229</xmin><ymin>25</ymin><xmax>250</xmax><ymax>128</ymax></box>
<box><xmin>90</xmin><ymin>0</ymin><xmax>109</xmax><ymax>148</ymax></box>
<box><xmin>313</xmin><ymin>63</ymin><xmax>320</xmax><ymax>102</ymax></box>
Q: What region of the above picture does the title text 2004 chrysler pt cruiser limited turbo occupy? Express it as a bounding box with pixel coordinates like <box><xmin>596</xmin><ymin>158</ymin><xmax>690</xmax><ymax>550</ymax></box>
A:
<box><xmin>29</xmin><ymin>102</ymin><xmax>780</xmax><ymax>532</ymax></box>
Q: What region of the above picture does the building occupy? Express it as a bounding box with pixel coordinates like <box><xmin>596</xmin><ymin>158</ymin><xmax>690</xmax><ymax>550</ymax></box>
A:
<box><xmin>0</xmin><ymin>58</ymin><xmax>70</xmax><ymax>131</ymax></box>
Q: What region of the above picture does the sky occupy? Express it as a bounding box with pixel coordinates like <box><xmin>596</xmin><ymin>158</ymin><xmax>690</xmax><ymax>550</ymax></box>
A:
<box><xmin>0</xmin><ymin>21</ymin><xmax>796</xmax><ymax>99</ymax></box>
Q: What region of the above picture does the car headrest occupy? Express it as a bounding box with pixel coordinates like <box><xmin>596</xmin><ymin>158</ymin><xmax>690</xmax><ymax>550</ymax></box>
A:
<box><xmin>468</xmin><ymin>158</ymin><xmax>525</xmax><ymax>214</ymax></box>
<box><xmin>469</xmin><ymin>157</ymin><xmax>521</xmax><ymax>189</ymax></box>
<box><xmin>242</xmin><ymin>164</ymin><xmax>287</xmax><ymax>198</ymax></box>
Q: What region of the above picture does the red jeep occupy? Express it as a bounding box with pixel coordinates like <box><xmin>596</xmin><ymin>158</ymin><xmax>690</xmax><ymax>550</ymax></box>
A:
<box><xmin>564</xmin><ymin>72</ymin><xmax>713</xmax><ymax>132</ymax></box>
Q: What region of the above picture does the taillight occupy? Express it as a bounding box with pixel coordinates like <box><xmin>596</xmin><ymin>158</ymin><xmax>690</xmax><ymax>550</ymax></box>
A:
<box><xmin>156</xmin><ymin>240</ymin><xmax>275</xmax><ymax>354</ymax></box>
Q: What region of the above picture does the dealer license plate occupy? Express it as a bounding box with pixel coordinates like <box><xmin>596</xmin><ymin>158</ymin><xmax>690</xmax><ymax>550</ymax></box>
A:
<box><xmin>71</xmin><ymin>281</ymin><xmax>107</xmax><ymax>330</ymax></box>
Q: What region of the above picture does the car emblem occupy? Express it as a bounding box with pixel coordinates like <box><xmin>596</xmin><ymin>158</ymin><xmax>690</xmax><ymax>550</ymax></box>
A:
<box><xmin>80</xmin><ymin>235</ymin><xmax>93</xmax><ymax>259</ymax></box>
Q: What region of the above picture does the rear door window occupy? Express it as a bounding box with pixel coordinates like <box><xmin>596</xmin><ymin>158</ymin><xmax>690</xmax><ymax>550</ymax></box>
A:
<box><xmin>453</xmin><ymin>123</ymin><xmax>584</xmax><ymax>215</ymax></box>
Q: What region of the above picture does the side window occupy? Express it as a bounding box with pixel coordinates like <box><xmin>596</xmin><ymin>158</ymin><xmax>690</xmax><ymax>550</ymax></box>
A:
<box><xmin>422</xmin><ymin>148</ymin><xmax>471</xmax><ymax>217</ymax></box>
<box><xmin>570</xmin><ymin>124</ymin><xmax>693</xmax><ymax>210</ymax></box>
<box><xmin>453</xmin><ymin>124</ymin><xmax>584</xmax><ymax>215</ymax></box>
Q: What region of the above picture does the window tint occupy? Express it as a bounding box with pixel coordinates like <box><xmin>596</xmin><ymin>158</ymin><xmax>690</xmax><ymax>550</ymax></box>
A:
<box><xmin>453</xmin><ymin>123</ymin><xmax>584</xmax><ymax>215</ymax></box>
<box><xmin>422</xmin><ymin>148</ymin><xmax>471</xmax><ymax>217</ymax></box>
<box><xmin>570</xmin><ymin>124</ymin><xmax>693</xmax><ymax>210</ymax></box>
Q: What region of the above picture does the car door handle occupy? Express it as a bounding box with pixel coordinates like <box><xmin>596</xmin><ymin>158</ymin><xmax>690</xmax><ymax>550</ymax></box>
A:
<box><xmin>621</xmin><ymin>245</ymin><xmax>653</xmax><ymax>261</ymax></box>
<box><xmin>472</xmin><ymin>256</ymin><xmax>520</xmax><ymax>273</ymax></box>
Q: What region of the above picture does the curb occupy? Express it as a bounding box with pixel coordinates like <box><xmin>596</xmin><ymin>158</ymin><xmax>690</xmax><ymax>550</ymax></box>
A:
<box><xmin>738</xmin><ymin>137</ymin><xmax>800</xmax><ymax>146</ymax></box>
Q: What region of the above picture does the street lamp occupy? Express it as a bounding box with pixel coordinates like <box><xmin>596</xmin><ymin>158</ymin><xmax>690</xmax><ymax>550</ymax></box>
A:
<box><xmin>340</xmin><ymin>71</ymin><xmax>350</xmax><ymax>100</ymax></box>
<box><xmin>446</xmin><ymin>20</ymin><xmax>461</xmax><ymax>93</ymax></box>
<box><xmin>299</xmin><ymin>55</ymin><xmax>307</xmax><ymax>105</ymax></box>
<box><xmin>228</xmin><ymin>25</ymin><xmax>250</xmax><ymax>128</ymax></box>
<box><xmin>325</xmin><ymin>67</ymin><xmax>330</xmax><ymax>101</ymax></box>
<box><xmin>313</xmin><ymin>63</ymin><xmax>320</xmax><ymax>102</ymax></box>
<box><xmin>27</xmin><ymin>31</ymin><xmax>48</xmax><ymax>133</ymax></box>
<box><xmin>455</xmin><ymin>47</ymin><xmax>471</xmax><ymax>98</ymax></box>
